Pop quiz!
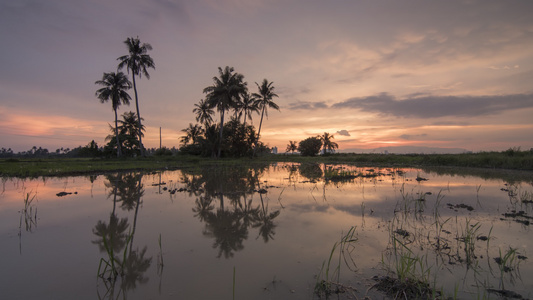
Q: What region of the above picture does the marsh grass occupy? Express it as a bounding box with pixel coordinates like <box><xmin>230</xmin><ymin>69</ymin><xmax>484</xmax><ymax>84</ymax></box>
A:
<box><xmin>20</xmin><ymin>191</ymin><xmax>38</xmax><ymax>232</ymax></box>
<box><xmin>458</xmin><ymin>218</ymin><xmax>481</xmax><ymax>266</ymax></box>
<box><xmin>97</xmin><ymin>232</ymin><xmax>132</xmax><ymax>282</ymax></box>
<box><xmin>314</xmin><ymin>226</ymin><xmax>358</xmax><ymax>297</ymax></box>
<box><xmin>495</xmin><ymin>247</ymin><xmax>523</xmax><ymax>288</ymax></box>
<box><xmin>377</xmin><ymin>221</ymin><xmax>442</xmax><ymax>299</ymax></box>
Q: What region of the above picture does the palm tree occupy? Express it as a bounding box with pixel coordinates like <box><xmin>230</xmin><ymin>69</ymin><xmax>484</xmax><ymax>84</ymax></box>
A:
<box><xmin>95</xmin><ymin>72</ymin><xmax>132</xmax><ymax>157</ymax></box>
<box><xmin>193</xmin><ymin>98</ymin><xmax>214</xmax><ymax>127</ymax></box>
<box><xmin>180</xmin><ymin>123</ymin><xmax>204</xmax><ymax>146</ymax></box>
<box><xmin>106</xmin><ymin>112</ymin><xmax>145</xmax><ymax>156</ymax></box>
<box><xmin>320</xmin><ymin>132</ymin><xmax>339</xmax><ymax>154</ymax></box>
<box><xmin>203</xmin><ymin>66</ymin><xmax>247</xmax><ymax>158</ymax></box>
<box><xmin>238</xmin><ymin>93</ymin><xmax>260</xmax><ymax>127</ymax></box>
<box><xmin>286</xmin><ymin>141</ymin><xmax>297</xmax><ymax>153</ymax></box>
<box><xmin>117</xmin><ymin>37</ymin><xmax>155</xmax><ymax>156</ymax></box>
<box><xmin>252</xmin><ymin>79</ymin><xmax>279</xmax><ymax>156</ymax></box>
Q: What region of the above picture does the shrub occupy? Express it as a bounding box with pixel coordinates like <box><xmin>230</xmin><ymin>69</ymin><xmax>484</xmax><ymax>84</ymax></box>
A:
<box><xmin>298</xmin><ymin>137</ymin><xmax>322</xmax><ymax>156</ymax></box>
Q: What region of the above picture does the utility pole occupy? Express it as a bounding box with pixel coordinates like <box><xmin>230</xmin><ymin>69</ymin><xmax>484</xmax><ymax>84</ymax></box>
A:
<box><xmin>159</xmin><ymin>127</ymin><xmax>162</xmax><ymax>150</ymax></box>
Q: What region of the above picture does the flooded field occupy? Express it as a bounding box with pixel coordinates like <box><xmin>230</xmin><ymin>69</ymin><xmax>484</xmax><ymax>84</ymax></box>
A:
<box><xmin>1</xmin><ymin>163</ymin><xmax>532</xmax><ymax>299</ymax></box>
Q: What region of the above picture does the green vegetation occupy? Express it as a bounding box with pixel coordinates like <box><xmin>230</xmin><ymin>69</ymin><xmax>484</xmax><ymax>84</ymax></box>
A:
<box><xmin>1</xmin><ymin>149</ymin><xmax>533</xmax><ymax>178</ymax></box>
<box><xmin>315</xmin><ymin>226</ymin><xmax>358</xmax><ymax>297</ymax></box>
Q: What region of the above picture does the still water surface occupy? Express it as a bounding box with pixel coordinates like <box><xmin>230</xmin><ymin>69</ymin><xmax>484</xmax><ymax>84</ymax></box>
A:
<box><xmin>1</xmin><ymin>163</ymin><xmax>532</xmax><ymax>299</ymax></box>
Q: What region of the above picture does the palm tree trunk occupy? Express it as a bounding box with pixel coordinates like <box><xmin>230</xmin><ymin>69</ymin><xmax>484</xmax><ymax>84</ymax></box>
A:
<box><xmin>114</xmin><ymin>109</ymin><xmax>122</xmax><ymax>157</ymax></box>
<box><xmin>218</xmin><ymin>110</ymin><xmax>225</xmax><ymax>158</ymax></box>
<box><xmin>253</xmin><ymin>107</ymin><xmax>265</xmax><ymax>156</ymax></box>
<box><xmin>131</xmin><ymin>74</ymin><xmax>145</xmax><ymax>157</ymax></box>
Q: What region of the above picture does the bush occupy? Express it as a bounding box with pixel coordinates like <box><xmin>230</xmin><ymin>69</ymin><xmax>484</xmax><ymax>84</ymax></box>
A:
<box><xmin>298</xmin><ymin>137</ymin><xmax>322</xmax><ymax>156</ymax></box>
<box><xmin>154</xmin><ymin>147</ymin><xmax>173</xmax><ymax>156</ymax></box>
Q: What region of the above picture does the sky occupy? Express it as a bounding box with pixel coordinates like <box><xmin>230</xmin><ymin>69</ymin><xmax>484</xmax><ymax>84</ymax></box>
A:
<box><xmin>1</xmin><ymin>0</ymin><xmax>533</xmax><ymax>153</ymax></box>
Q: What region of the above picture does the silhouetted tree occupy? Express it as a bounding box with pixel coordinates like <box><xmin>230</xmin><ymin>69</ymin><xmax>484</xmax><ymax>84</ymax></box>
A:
<box><xmin>193</xmin><ymin>98</ymin><xmax>214</xmax><ymax>127</ymax></box>
<box><xmin>298</xmin><ymin>136</ymin><xmax>322</xmax><ymax>156</ymax></box>
<box><xmin>180</xmin><ymin>123</ymin><xmax>204</xmax><ymax>146</ymax></box>
<box><xmin>95</xmin><ymin>71</ymin><xmax>132</xmax><ymax>157</ymax></box>
<box><xmin>203</xmin><ymin>66</ymin><xmax>247</xmax><ymax>158</ymax></box>
<box><xmin>320</xmin><ymin>132</ymin><xmax>339</xmax><ymax>155</ymax></box>
<box><xmin>252</xmin><ymin>79</ymin><xmax>279</xmax><ymax>156</ymax></box>
<box><xmin>286</xmin><ymin>141</ymin><xmax>298</xmax><ymax>153</ymax></box>
<box><xmin>117</xmin><ymin>37</ymin><xmax>155</xmax><ymax>156</ymax></box>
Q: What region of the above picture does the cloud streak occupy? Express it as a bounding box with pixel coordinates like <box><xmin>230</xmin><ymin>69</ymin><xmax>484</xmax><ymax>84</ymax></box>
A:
<box><xmin>332</xmin><ymin>93</ymin><xmax>533</xmax><ymax>118</ymax></box>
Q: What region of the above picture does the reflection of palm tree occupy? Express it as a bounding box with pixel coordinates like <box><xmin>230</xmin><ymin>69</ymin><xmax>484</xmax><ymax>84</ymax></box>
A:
<box><xmin>92</xmin><ymin>213</ymin><xmax>130</xmax><ymax>253</ymax></box>
<box><xmin>117</xmin><ymin>37</ymin><xmax>155</xmax><ymax>156</ymax></box>
<box><xmin>94</xmin><ymin>176</ymin><xmax>130</xmax><ymax>253</ymax></box>
<box><xmin>192</xmin><ymin>196</ymin><xmax>214</xmax><ymax>222</ymax></box>
<box><xmin>253</xmin><ymin>194</ymin><xmax>280</xmax><ymax>243</ymax></box>
<box><xmin>120</xmin><ymin>246</ymin><xmax>152</xmax><ymax>291</ymax></box>
<box><xmin>235</xmin><ymin>196</ymin><xmax>260</xmax><ymax>228</ymax></box>
<box><xmin>204</xmin><ymin>207</ymin><xmax>248</xmax><ymax>259</ymax></box>
<box><xmin>117</xmin><ymin>173</ymin><xmax>144</xmax><ymax>211</ymax></box>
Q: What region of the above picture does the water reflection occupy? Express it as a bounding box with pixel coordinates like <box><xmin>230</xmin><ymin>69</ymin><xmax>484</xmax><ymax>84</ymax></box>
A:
<box><xmin>94</xmin><ymin>173</ymin><xmax>152</xmax><ymax>299</ymax></box>
<box><xmin>181</xmin><ymin>166</ymin><xmax>280</xmax><ymax>258</ymax></box>
<box><xmin>2</xmin><ymin>164</ymin><xmax>533</xmax><ymax>299</ymax></box>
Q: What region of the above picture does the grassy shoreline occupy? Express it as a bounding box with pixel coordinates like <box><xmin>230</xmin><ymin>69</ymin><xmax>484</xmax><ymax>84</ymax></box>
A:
<box><xmin>1</xmin><ymin>151</ymin><xmax>532</xmax><ymax>178</ymax></box>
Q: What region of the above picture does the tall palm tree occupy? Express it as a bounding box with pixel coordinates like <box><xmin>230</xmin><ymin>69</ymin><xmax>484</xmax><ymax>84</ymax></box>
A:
<box><xmin>320</xmin><ymin>132</ymin><xmax>339</xmax><ymax>154</ymax></box>
<box><xmin>193</xmin><ymin>98</ymin><xmax>214</xmax><ymax>127</ymax></box>
<box><xmin>117</xmin><ymin>37</ymin><xmax>155</xmax><ymax>156</ymax></box>
<box><xmin>252</xmin><ymin>79</ymin><xmax>279</xmax><ymax>155</ymax></box>
<box><xmin>203</xmin><ymin>66</ymin><xmax>247</xmax><ymax>158</ymax></box>
<box><xmin>95</xmin><ymin>72</ymin><xmax>132</xmax><ymax>157</ymax></box>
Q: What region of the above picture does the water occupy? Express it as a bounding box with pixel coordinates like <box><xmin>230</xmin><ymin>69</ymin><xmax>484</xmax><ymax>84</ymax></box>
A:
<box><xmin>1</xmin><ymin>163</ymin><xmax>532</xmax><ymax>299</ymax></box>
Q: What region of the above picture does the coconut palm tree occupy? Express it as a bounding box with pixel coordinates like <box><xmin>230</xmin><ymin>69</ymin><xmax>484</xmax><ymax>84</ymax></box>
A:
<box><xmin>320</xmin><ymin>132</ymin><xmax>339</xmax><ymax>154</ymax></box>
<box><xmin>117</xmin><ymin>37</ymin><xmax>155</xmax><ymax>156</ymax></box>
<box><xmin>286</xmin><ymin>140</ymin><xmax>298</xmax><ymax>153</ymax></box>
<box><xmin>95</xmin><ymin>72</ymin><xmax>132</xmax><ymax>157</ymax></box>
<box><xmin>203</xmin><ymin>66</ymin><xmax>247</xmax><ymax>158</ymax></box>
<box><xmin>238</xmin><ymin>93</ymin><xmax>260</xmax><ymax>127</ymax></box>
<box><xmin>193</xmin><ymin>98</ymin><xmax>214</xmax><ymax>127</ymax></box>
<box><xmin>252</xmin><ymin>79</ymin><xmax>279</xmax><ymax>156</ymax></box>
<box><xmin>180</xmin><ymin>123</ymin><xmax>204</xmax><ymax>146</ymax></box>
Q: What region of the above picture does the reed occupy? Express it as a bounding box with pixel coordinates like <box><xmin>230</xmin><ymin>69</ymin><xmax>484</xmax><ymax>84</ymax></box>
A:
<box><xmin>314</xmin><ymin>226</ymin><xmax>358</xmax><ymax>297</ymax></box>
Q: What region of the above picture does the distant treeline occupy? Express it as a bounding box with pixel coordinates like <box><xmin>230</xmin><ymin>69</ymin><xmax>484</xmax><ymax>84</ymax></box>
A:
<box><xmin>0</xmin><ymin>142</ymin><xmax>179</xmax><ymax>159</ymax></box>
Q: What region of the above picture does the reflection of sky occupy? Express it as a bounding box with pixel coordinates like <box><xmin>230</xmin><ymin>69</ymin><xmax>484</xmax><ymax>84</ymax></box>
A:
<box><xmin>1</xmin><ymin>166</ymin><xmax>533</xmax><ymax>298</ymax></box>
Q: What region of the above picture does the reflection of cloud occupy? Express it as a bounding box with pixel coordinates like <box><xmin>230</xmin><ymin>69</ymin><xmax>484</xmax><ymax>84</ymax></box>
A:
<box><xmin>332</xmin><ymin>93</ymin><xmax>533</xmax><ymax>118</ymax></box>
<box><xmin>336</xmin><ymin>130</ymin><xmax>350</xmax><ymax>136</ymax></box>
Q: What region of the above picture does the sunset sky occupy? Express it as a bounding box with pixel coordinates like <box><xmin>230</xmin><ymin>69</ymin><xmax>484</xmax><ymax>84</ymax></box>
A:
<box><xmin>1</xmin><ymin>0</ymin><xmax>533</xmax><ymax>153</ymax></box>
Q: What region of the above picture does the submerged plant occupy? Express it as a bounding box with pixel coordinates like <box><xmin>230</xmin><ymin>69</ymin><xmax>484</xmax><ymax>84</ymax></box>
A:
<box><xmin>458</xmin><ymin>218</ymin><xmax>481</xmax><ymax>266</ymax></box>
<box><xmin>314</xmin><ymin>226</ymin><xmax>358</xmax><ymax>297</ymax></box>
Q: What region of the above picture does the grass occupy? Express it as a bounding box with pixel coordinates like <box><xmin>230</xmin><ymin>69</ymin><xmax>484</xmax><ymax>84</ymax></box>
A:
<box><xmin>2</xmin><ymin>150</ymin><xmax>533</xmax><ymax>178</ymax></box>
<box><xmin>97</xmin><ymin>232</ymin><xmax>132</xmax><ymax>282</ymax></box>
<box><xmin>314</xmin><ymin>226</ymin><xmax>358</xmax><ymax>297</ymax></box>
